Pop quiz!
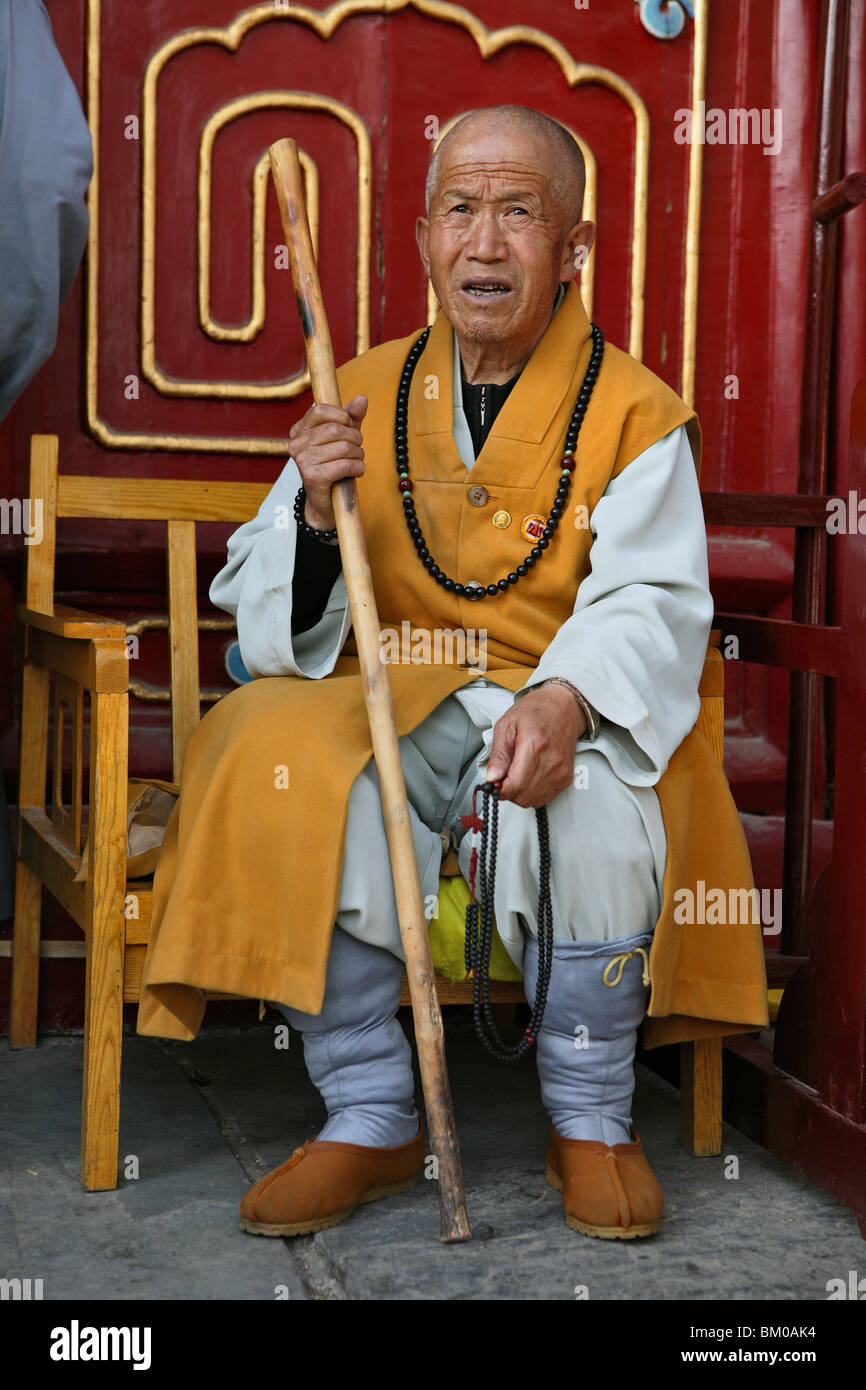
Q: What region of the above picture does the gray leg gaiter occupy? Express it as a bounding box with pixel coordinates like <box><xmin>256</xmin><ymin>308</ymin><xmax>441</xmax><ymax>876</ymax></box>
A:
<box><xmin>274</xmin><ymin>925</ymin><xmax>419</xmax><ymax>1148</ymax></box>
<box><xmin>523</xmin><ymin>930</ymin><xmax>653</xmax><ymax>1145</ymax></box>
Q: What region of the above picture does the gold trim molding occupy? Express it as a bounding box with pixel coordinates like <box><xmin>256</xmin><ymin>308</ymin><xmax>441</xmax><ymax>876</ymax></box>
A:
<box><xmin>144</xmin><ymin>84</ymin><xmax>369</xmax><ymax>398</ymax></box>
<box><xmin>141</xmin><ymin>86</ymin><xmax>370</xmax><ymax>398</ymax></box>
<box><xmin>681</xmin><ymin>0</ymin><xmax>706</xmax><ymax>408</ymax></box>
<box><xmin>85</xmin><ymin>0</ymin><xmax>704</xmax><ymax>454</ymax></box>
<box><xmin>140</xmin><ymin>90</ymin><xmax>370</xmax><ymax>399</ymax></box>
<box><xmin>126</xmin><ymin>615</ymin><xmax>237</xmax><ymax>704</ymax></box>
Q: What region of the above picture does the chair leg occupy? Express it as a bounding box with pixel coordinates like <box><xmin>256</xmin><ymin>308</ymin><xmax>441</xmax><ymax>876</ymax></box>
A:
<box><xmin>9</xmin><ymin>860</ymin><xmax>42</xmax><ymax>1047</ymax></box>
<box><xmin>80</xmin><ymin>927</ymin><xmax>124</xmax><ymax>1191</ymax></box>
<box><xmin>680</xmin><ymin>1037</ymin><xmax>723</xmax><ymax>1155</ymax></box>
<box><xmin>80</xmin><ymin>685</ymin><xmax>128</xmax><ymax>1192</ymax></box>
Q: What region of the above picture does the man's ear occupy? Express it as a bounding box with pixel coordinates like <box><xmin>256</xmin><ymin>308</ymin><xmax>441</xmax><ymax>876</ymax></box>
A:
<box><xmin>415</xmin><ymin>216</ymin><xmax>431</xmax><ymax>278</ymax></box>
<box><xmin>561</xmin><ymin>219</ymin><xmax>596</xmax><ymax>280</ymax></box>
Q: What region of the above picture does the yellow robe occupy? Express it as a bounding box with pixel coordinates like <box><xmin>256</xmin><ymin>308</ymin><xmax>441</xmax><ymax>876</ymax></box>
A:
<box><xmin>137</xmin><ymin>282</ymin><xmax>768</xmax><ymax>1047</ymax></box>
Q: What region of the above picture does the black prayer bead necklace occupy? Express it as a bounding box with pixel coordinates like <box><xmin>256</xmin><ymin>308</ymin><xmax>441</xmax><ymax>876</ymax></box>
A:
<box><xmin>462</xmin><ymin>781</ymin><xmax>554</xmax><ymax>1061</ymax></box>
<box><xmin>396</xmin><ymin>322</ymin><xmax>605</xmax><ymax>599</ymax></box>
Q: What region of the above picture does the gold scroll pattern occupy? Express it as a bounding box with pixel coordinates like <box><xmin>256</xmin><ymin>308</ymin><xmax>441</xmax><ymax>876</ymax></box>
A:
<box><xmin>85</xmin><ymin>0</ymin><xmax>705</xmax><ymax>454</ymax></box>
<box><xmin>144</xmin><ymin>91</ymin><xmax>370</xmax><ymax>399</ymax></box>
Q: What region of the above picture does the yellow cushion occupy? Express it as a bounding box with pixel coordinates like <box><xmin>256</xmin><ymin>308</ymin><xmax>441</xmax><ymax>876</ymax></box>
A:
<box><xmin>429</xmin><ymin>875</ymin><xmax>523</xmax><ymax>984</ymax></box>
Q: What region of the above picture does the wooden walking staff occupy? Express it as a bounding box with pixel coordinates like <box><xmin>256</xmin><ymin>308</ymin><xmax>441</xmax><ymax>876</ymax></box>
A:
<box><xmin>268</xmin><ymin>138</ymin><xmax>471</xmax><ymax>1243</ymax></box>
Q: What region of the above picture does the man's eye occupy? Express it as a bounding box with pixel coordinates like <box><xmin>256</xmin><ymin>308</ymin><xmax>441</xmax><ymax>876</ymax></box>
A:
<box><xmin>509</xmin><ymin>206</ymin><xmax>529</xmax><ymax>216</ymax></box>
<box><xmin>450</xmin><ymin>203</ymin><xmax>471</xmax><ymax>214</ymax></box>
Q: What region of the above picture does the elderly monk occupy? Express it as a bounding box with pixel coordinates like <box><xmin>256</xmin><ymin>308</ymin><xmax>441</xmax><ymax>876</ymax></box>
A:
<box><xmin>137</xmin><ymin>104</ymin><xmax>768</xmax><ymax>1241</ymax></box>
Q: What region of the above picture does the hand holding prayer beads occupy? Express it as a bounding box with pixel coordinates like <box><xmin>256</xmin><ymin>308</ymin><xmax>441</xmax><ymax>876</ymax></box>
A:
<box><xmin>484</xmin><ymin>681</ymin><xmax>585</xmax><ymax>808</ymax></box>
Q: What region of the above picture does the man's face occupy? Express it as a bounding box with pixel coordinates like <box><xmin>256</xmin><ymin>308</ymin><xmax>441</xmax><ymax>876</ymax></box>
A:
<box><xmin>415</xmin><ymin>121</ymin><xmax>594</xmax><ymax>352</ymax></box>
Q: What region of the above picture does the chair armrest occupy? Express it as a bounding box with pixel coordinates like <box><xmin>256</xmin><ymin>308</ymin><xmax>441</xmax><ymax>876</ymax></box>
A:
<box><xmin>698</xmin><ymin>643</ymin><xmax>724</xmax><ymax>698</ymax></box>
<box><xmin>16</xmin><ymin>603</ymin><xmax>127</xmax><ymax>639</ymax></box>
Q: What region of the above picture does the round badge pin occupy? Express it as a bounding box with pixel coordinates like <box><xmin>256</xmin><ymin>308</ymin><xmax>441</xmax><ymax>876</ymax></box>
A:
<box><xmin>520</xmin><ymin>513</ymin><xmax>547</xmax><ymax>544</ymax></box>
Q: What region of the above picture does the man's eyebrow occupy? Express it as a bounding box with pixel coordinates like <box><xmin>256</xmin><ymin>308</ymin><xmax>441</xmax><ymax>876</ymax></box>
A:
<box><xmin>438</xmin><ymin>186</ymin><xmax>542</xmax><ymax>204</ymax></box>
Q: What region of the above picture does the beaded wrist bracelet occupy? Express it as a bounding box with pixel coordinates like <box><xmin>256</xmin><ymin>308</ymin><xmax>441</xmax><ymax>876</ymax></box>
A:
<box><xmin>537</xmin><ymin>677</ymin><xmax>601</xmax><ymax>742</ymax></box>
<box><xmin>293</xmin><ymin>485</ymin><xmax>339</xmax><ymax>545</ymax></box>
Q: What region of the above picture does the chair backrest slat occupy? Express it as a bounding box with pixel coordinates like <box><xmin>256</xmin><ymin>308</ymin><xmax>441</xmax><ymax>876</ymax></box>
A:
<box><xmin>167</xmin><ymin>520</ymin><xmax>203</xmax><ymax>782</ymax></box>
<box><xmin>57</xmin><ymin>475</ymin><xmax>270</xmax><ymax>522</ymax></box>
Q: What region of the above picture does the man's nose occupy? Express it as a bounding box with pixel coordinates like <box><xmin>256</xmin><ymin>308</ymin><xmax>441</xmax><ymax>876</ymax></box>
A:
<box><xmin>465</xmin><ymin>209</ymin><xmax>508</xmax><ymax>260</ymax></box>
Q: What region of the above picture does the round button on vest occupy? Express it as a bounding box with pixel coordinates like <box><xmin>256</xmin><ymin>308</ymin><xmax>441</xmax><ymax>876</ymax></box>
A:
<box><xmin>492</xmin><ymin>509</ymin><xmax>511</xmax><ymax>529</ymax></box>
<box><xmin>468</xmin><ymin>485</ymin><xmax>488</xmax><ymax>507</ymax></box>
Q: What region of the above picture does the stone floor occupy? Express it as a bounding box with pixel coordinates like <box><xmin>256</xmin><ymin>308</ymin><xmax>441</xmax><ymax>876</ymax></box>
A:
<box><xmin>2</xmin><ymin>1011</ymin><xmax>864</xmax><ymax>1301</ymax></box>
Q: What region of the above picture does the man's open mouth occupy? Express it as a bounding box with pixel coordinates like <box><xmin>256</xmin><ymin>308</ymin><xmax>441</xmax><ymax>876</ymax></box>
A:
<box><xmin>461</xmin><ymin>280</ymin><xmax>513</xmax><ymax>298</ymax></box>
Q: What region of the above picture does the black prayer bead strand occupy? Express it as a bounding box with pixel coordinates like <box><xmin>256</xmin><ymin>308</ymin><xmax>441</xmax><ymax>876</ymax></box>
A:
<box><xmin>464</xmin><ymin>782</ymin><xmax>555</xmax><ymax>1062</ymax></box>
<box><xmin>293</xmin><ymin>484</ymin><xmax>339</xmax><ymax>542</ymax></box>
<box><xmin>533</xmin><ymin>807</ymin><xmax>554</xmax><ymax>1042</ymax></box>
<box><xmin>396</xmin><ymin>323</ymin><xmax>605</xmax><ymax>598</ymax></box>
<box><xmin>474</xmin><ymin>783</ymin><xmax>500</xmax><ymax>1044</ymax></box>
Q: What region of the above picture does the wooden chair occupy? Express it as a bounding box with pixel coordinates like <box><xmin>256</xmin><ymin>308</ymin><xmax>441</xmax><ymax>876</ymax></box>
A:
<box><xmin>10</xmin><ymin>433</ymin><xmax>728</xmax><ymax>1191</ymax></box>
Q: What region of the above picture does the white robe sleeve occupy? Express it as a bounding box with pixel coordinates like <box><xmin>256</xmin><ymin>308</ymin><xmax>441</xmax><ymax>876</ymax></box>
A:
<box><xmin>208</xmin><ymin>456</ymin><xmax>352</xmax><ymax>679</ymax></box>
<box><xmin>514</xmin><ymin>423</ymin><xmax>713</xmax><ymax>787</ymax></box>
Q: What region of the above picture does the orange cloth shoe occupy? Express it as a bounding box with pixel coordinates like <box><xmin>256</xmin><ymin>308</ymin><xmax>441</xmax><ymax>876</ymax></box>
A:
<box><xmin>546</xmin><ymin>1126</ymin><xmax>664</xmax><ymax>1239</ymax></box>
<box><xmin>240</xmin><ymin>1126</ymin><xmax>425</xmax><ymax>1237</ymax></box>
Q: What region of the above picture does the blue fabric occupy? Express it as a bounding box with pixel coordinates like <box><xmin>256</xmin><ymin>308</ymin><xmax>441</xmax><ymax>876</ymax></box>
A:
<box><xmin>0</xmin><ymin>0</ymin><xmax>92</xmax><ymax>420</ymax></box>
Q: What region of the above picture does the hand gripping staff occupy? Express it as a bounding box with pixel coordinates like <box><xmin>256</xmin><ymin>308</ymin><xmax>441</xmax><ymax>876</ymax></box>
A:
<box><xmin>268</xmin><ymin>138</ymin><xmax>471</xmax><ymax>1243</ymax></box>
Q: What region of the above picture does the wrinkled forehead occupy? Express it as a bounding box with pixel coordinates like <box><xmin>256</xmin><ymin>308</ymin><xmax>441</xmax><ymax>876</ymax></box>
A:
<box><xmin>432</xmin><ymin>131</ymin><xmax>558</xmax><ymax>203</ymax></box>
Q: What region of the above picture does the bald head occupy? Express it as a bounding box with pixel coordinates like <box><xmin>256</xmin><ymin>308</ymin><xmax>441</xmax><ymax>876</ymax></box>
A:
<box><xmin>425</xmin><ymin>105</ymin><xmax>586</xmax><ymax>228</ymax></box>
